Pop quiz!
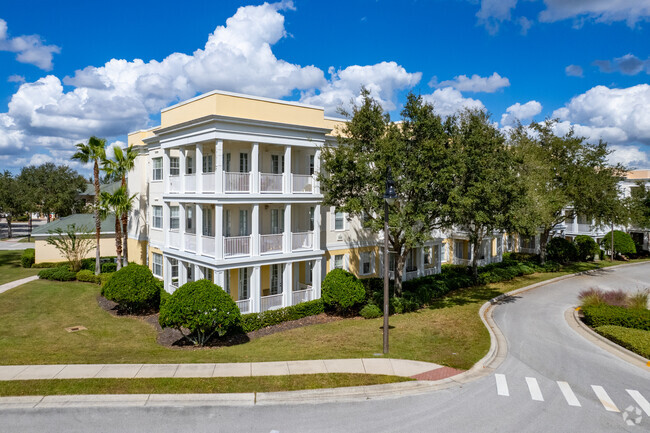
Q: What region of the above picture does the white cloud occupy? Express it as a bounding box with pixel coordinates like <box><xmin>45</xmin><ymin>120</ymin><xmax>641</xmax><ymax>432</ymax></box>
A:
<box><xmin>476</xmin><ymin>0</ymin><xmax>519</xmax><ymax>34</ymax></box>
<box><xmin>299</xmin><ymin>62</ymin><xmax>421</xmax><ymax>115</ymax></box>
<box><xmin>593</xmin><ymin>53</ymin><xmax>650</xmax><ymax>75</ymax></box>
<box><xmin>433</xmin><ymin>72</ymin><xmax>510</xmax><ymax>93</ymax></box>
<box><xmin>501</xmin><ymin>100</ymin><xmax>542</xmax><ymax>126</ymax></box>
<box><xmin>7</xmin><ymin>74</ymin><xmax>25</xmax><ymax>83</ymax></box>
<box><xmin>104</xmin><ymin>140</ymin><xmax>126</xmax><ymax>160</ymax></box>
<box><xmin>552</xmin><ymin>84</ymin><xmax>650</xmax><ymax>145</ymax></box>
<box><xmin>0</xmin><ymin>18</ymin><xmax>60</xmax><ymax>70</ymax></box>
<box><xmin>422</xmin><ymin>87</ymin><xmax>485</xmax><ymax>117</ymax></box>
<box><xmin>607</xmin><ymin>144</ymin><xmax>650</xmax><ymax>169</ymax></box>
<box><xmin>565</xmin><ymin>64</ymin><xmax>583</xmax><ymax>77</ymax></box>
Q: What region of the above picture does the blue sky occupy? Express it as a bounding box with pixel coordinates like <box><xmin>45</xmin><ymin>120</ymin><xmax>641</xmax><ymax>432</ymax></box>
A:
<box><xmin>1</xmin><ymin>0</ymin><xmax>650</xmax><ymax>175</ymax></box>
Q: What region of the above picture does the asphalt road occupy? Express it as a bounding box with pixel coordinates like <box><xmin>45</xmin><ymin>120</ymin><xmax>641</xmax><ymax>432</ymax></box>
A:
<box><xmin>2</xmin><ymin>263</ymin><xmax>649</xmax><ymax>433</ymax></box>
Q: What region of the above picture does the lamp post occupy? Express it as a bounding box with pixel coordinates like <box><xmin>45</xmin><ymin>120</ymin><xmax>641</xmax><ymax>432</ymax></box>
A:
<box><xmin>383</xmin><ymin>166</ymin><xmax>396</xmax><ymax>354</ymax></box>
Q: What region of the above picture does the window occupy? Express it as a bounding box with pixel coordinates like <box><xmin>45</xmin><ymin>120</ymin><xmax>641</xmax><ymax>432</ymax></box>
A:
<box><xmin>224</xmin><ymin>209</ymin><xmax>231</xmax><ymax>237</ymax></box>
<box><xmin>152</xmin><ymin>253</ymin><xmax>162</xmax><ymax>277</ymax></box>
<box><xmin>170</xmin><ymin>206</ymin><xmax>179</xmax><ymax>230</ymax></box>
<box><xmin>152</xmin><ymin>158</ymin><xmax>162</xmax><ymax>181</ymax></box>
<box><xmin>170</xmin><ymin>258</ymin><xmax>179</xmax><ymax>287</ymax></box>
<box><xmin>224</xmin><ymin>153</ymin><xmax>231</xmax><ymax>172</ymax></box>
<box><xmin>360</xmin><ymin>252</ymin><xmax>372</xmax><ymax>275</ymax></box>
<box><xmin>309</xmin><ymin>154</ymin><xmax>315</xmax><ymax>175</ymax></box>
<box><xmin>271</xmin><ymin>155</ymin><xmax>281</xmax><ymax>174</ymax></box>
<box><xmin>406</xmin><ymin>248</ymin><xmax>417</xmax><ymax>271</ymax></box>
<box><xmin>239</xmin><ymin>268</ymin><xmax>249</xmax><ymax>300</ymax></box>
<box><xmin>305</xmin><ymin>261</ymin><xmax>313</xmax><ymax>284</ymax></box>
<box><xmin>577</xmin><ymin>214</ymin><xmax>590</xmax><ymax>225</ymax></box>
<box><xmin>239</xmin><ymin>153</ymin><xmax>249</xmax><ymax>173</ymax></box>
<box><xmin>239</xmin><ymin>210</ymin><xmax>249</xmax><ymax>236</ymax></box>
<box><xmin>202</xmin><ymin>154</ymin><xmax>214</xmax><ymax>173</ymax></box>
<box><xmin>187</xmin><ymin>264</ymin><xmax>193</xmax><ymax>282</ymax></box>
<box><xmin>152</xmin><ymin>206</ymin><xmax>162</xmax><ymax>229</ymax></box>
<box><xmin>309</xmin><ymin>207</ymin><xmax>315</xmax><ymax>231</ymax></box>
<box><xmin>271</xmin><ymin>209</ymin><xmax>280</xmax><ymax>234</ymax></box>
<box><xmin>334</xmin><ymin>211</ymin><xmax>344</xmax><ymax>230</ymax></box>
<box><xmin>186</xmin><ymin>207</ymin><xmax>193</xmax><ymax>231</ymax></box>
<box><xmin>186</xmin><ymin>156</ymin><xmax>193</xmax><ymax>174</ymax></box>
<box><xmin>270</xmin><ymin>264</ymin><xmax>282</xmax><ymax>294</ymax></box>
<box><xmin>203</xmin><ymin>267</ymin><xmax>214</xmax><ymax>282</ymax></box>
<box><xmin>224</xmin><ymin>270</ymin><xmax>230</xmax><ymax>295</ymax></box>
<box><xmin>170</xmin><ymin>157</ymin><xmax>179</xmax><ymax>176</ymax></box>
<box><xmin>334</xmin><ymin>255</ymin><xmax>343</xmax><ymax>269</ymax></box>
<box><xmin>202</xmin><ymin>207</ymin><xmax>213</xmax><ymax>236</ymax></box>
<box><xmin>424</xmin><ymin>247</ymin><xmax>432</xmax><ymax>265</ymax></box>
<box><xmin>454</xmin><ymin>240</ymin><xmax>466</xmax><ymax>259</ymax></box>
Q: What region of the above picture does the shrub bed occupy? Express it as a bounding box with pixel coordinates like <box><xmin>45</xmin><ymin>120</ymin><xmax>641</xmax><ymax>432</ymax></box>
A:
<box><xmin>76</xmin><ymin>269</ymin><xmax>101</xmax><ymax>284</ymax></box>
<box><xmin>38</xmin><ymin>266</ymin><xmax>77</xmax><ymax>281</ymax></box>
<box><xmin>101</xmin><ymin>262</ymin><xmax>117</xmax><ymax>273</ymax></box>
<box><xmin>601</xmin><ymin>230</ymin><xmax>636</xmax><ymax>257</ymax></box>
<box><xmin>594</xmin><ymin>325</ymin><xmax>650</xmax><ymax>358</ymax></box>
<box><xmin>240</xmin><ymin>299</ymin><xmax>324</xmax><ymax>333</ymax></box>
<box><xmin>575</xmin><ymin>235</ymin><xmax>599</xmax><ymax>261</ymax></box>
<box><xmin>581</xmin><ymin>305</ymin><xmax>650</xmax><ymax>331</ymax></box>
<box><xmin>101</xmin><ymin>264</ymin><xmax>160</xmax><ymax>314</ymax></box>
<box><xmin>20</xmin><ymin>249</ymin><xmax>35</xmax><ymax>268</ymax></box>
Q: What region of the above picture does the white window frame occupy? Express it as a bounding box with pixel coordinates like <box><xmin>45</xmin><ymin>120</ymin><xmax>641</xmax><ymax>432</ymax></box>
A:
<box><xmin>152</xmin><ymin>253</ymin><xmax>162</xmax><ymax>277</ymax></box>
<box><xmin>186</xmin><ymin>207</ymin><xmax>193</xmax><ymax>231</ymax></box>
<box><xmin>170</xmin><ymin>157</ymin><xmax>180</xmax><ymax>176</ymax></box>
<box><xmin>360</xmin><ymin>251</ymin><xmax>372</xmax><ymax>275</ymax></box>
<box><xmin>152</xmin><ymin>206</ymin><xmax>162</xmax><ymax>229</ymax></box>
<box><xmin>239</xmin><ymin>153</ymin><xmax>249</xmax><ymax>173</ymax></box>
<box><xmin>270</xmin><ymin>264</ymin><xmax>282</xmax><ymax>295</ymax></box>
<box><xmin>239</xmin><ymin>268</ymin><xmax>249</xmax><ymax>300</ymax></box>
<box><xmin>152</xmin><ymin>157</ymin><xmax>162</xmax><ymax>181</ymax></box>
<box><xmin>224</xmin><ymin>209</ymin><xmax>231</xmax><ymax>237</ymax></box>
<box><xmin>202</xmin><ymin>207</ymin><xmax>213</xmax><ymax>236</ymax></box>
<box><xmin>334</xmin><ymin>210</ymin><xmax>345</xmax><ymax>231</ymax></box>
<box><xmin>224</xmin><ymin>153</ymin><xmax>231</xmax><ymax>172</ymax></box>
<box><xmin>334</xmin><ymin>254</ymin><xmax>343</xmax><ymax>270</ymax></box>
<box><xmin>170</xmin><ymin>206</ymin><xmax>179</xmax><ymax>230</ymax></box>
<box><xmin>186</xmin><ymin>155</ymin><xmax>194</xmax><ymax>175</ymax></box>
<box><xmin>202</xmin><ymin>154</ymin><xmax>214</xmax><ymax>173</ymax></box>
<box><xmin>170</xmin><ymin>258</ymin><xmax>179</xmax><ymax>287</ymax></box>
<box><xmin>239</xmin><ymin>209</ymin><xmax>249</xmax><ymax>236</ymax></box>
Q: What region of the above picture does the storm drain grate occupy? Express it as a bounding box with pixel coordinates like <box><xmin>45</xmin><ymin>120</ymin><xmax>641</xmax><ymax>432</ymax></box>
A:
<box><xmin>65</xmin><ymin>326</ymin><xmax>87</xmax><ymax>333</ymax></box>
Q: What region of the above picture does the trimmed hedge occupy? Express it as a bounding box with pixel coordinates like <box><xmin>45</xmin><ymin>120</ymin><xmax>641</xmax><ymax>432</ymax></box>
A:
<box><xmin>76</xmin><ymin>269</ymin><xmax>100</xmax><ymax>284</ymax></box>
<box><xmin>20</xmin><ymin>249</ymin><xmax>35</xmax><ymax>268</ymax></box>
<box><xmin>101</xmin><ymin>262</ymin><xmax>117</xmax><ymax>273</ymax></box>
<box><xmin>594</xmin><ymin>325</ymin><xmax>650</xmax><ymax>359</ymax></box>
<box><xmin>80</xmin><ymin>257</ymin><xmax>118</xmax><ymax>272</ymax></box>
<box><xmin>546</xmin><ymin>237</ymin><xmax>578</xmax><ymax>264</ymax></box>
<box><xmin>32</xmin><ymin>261</ymin><xmax>67</xmax><ymax>268</ymax></box>
<box><xmin>321</xmin><ymin>269</ymin><xmax>366</xmax><ymax>313</ymax></box>
<box><xmin>38</xmin><ymin>265</ymin><xmax>77</xmax><ymax>281</ymax></box>
<box><xmin>574</xmin><ymin>235</ymin><xmax>599</xmax><ymax>261</ymax></box>
<box><xmin>582</xmin><ymin>305</ymin><xmax>650</xmax><ymax>331</ymax></box>
<box><xmin>101</xmin><ymin>264</ymin><xmax>160</xmax><ymax>314</ymax></box>
<box><xmin>240</xmin><ymin>299</ymin><xmax>324</xmax><ymax>333</ymax></box>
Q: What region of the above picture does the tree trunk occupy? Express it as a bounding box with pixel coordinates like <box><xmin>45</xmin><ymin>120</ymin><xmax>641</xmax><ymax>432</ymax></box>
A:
<box><xmin>394</xmin><ymin>246</ymin><xmax>408</xmax><ymax>297</ymax></box>
<box><xmin>94</xmin><ymin>161</ymin><xmax>101</xmax><ymax>275</ymax></box>
<box><xmin>27</xmin><ymin>214</ymin><xmax>32</xmax><ymax>242</ymax></box>
<box><xmin>6</xmin><ymin>216</ymin><xmax>12</xmax><ymax>238</ymax></box>
<box><xmin>121</xmin><ymin>212</ymin><xmax>128</xmax><ymax>266</ymax></box>
<box><xmin>539</xmin><ymin>228</ymin><xmax>551</xmax><ymax>264</ymax></box>
<box><xmin>115</xmin><ymin>216</ymin><xmax>123</xmax><ymax>271</ymax></box>
<box><xmin>471</xmin><ymin>238</ymin><xmax>482</xmax><ymax>281</ymax></box>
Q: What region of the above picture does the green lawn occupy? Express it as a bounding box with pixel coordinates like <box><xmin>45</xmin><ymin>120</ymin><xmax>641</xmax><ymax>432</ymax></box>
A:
<box><xmin>0</xmin><ymin>374</ymin><xmax>410</xmax><ymax>396</ymax></box>
<box><xmin>1</xmin><ymin>259</ymin><xmax>637</xmax><ymax>369</ymax></box>
<box><xmin>0</xmin><ymin>250</ymin><xmax>39</xmax><ymax>285</ymax></box>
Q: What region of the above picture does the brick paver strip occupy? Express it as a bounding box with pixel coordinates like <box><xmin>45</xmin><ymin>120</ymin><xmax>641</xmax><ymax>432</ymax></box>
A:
<box><xmin>411</xmin><ymin>366</ymin><xmax>465</xmax><ymax>381</ymax></box>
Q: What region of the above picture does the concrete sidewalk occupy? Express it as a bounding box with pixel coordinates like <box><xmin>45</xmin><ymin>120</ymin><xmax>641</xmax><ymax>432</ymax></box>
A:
<box><xmin>0</xmin><ymin>239</ymin><xmax>35</xmax><ymax>250</ymax></box>
<box><xmin>0</xmin><ymin>275</ymin><xmax>38</xmax><ymax>295</ymax></box>
<box><xmin>0</xmin><ymin>358</ymin><xmax>454</xmax><ymax>381</ymax></box>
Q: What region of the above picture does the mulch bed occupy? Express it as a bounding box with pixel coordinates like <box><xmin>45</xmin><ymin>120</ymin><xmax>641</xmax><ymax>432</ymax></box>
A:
<box><xmin>96</xmin><ymin>295</ymin><xmax>343</xmax><ymax>349</ymax></box>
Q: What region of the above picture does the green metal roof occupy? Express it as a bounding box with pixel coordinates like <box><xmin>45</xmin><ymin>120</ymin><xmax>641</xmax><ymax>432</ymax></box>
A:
<box><xmin>81</xmin><ymin>180</ymin><xmax>122</xmax><ymax>196</ymax></box>
<box><xmin>31</xmin><ymin>213</ymin><xmax>116</xmax><ymax>236</ymax></box>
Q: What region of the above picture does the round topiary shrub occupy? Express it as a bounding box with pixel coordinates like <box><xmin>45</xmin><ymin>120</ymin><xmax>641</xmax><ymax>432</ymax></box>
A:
<box><xmin>574</xmin><ymin>235</ymin><xmax>599</xmax><ymax>261</ymax></box>
<box><xmin>21</xmin><ymin>248</ymin><xmax>35</xmax><ymax>268</ymax></box>
<box><xmin>359</xmin><ymin>303</ymin><xmax>382</xmax><ymax>319</ymax></box>
<box><xmin>101</xmin><ymin>263</ymin><xmax>160</xmax><ymax>314</ymax></box>
<box><xmin>601</xmin><ymin>230</ymin><xmax>636</xmax><ymax>257</ymax></box>
<box><xmin>546</xmin><ymin>237</ymin><xmax>578</xmax><ymax>264</ymax></box>
<box><xmin>159</xmin><ymin>279</ymin><xmax>241</xmax><ymax>346</ymax></box>
<box><xmin>321</xmin><ymin>269</ymin><xmax>366</xmax><ymax>314</ymax></box>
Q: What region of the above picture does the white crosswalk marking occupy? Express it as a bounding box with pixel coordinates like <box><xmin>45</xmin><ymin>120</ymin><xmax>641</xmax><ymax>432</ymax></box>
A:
<box><xmin>557</xmin><ymin>381</ymin><xmax>581</xmax><ymax>407</ymax></box>
<box><xmin>495</xmin><ymin>374</ymin><xmax>509</xmax><ymax>396</ymax></box>
<box><xmin>626</xmin><ymin>389</ymin><xmax>650</xmax><ymax>417</ymax></box>
<box><xmin>526</xmin><ymin>377</ymin><xmax>544</xmax><ymax>401</ymax></box>
<box><xmin>591</xmin><ymin>385</ymin><xmax>620</xmax><ymax>412</ymax></box>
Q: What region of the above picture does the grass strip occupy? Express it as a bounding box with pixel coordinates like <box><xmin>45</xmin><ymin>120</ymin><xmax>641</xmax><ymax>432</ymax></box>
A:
<box><xmin>0</xmin><ymin>374</ymin><xmax>410</xmax><ymax>396</ymax></box>
<box><xmin>594</xmin><ymin>325</ymin><xmax>650</xmax><ymax>359</ymax></box>
<box><xmin>0</xmin><ymin>250</ymin><xmax>39</xmax><ymax>285</ymax></box>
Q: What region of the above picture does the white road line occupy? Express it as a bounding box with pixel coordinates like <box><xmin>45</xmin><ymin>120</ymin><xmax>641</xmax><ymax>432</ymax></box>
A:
<box><xmin>626</xmin><ymin>390</ymin><xmax>650</xmax><ymax>417</ymax></box>
<box><xmin>495</xmin><ymin>374</ymin><xmax>509</xmax><ymax>396</ymax></box>
<box><xmin>557</xmin><ymin>381</ymin><xmax>581</xmax><ymax>407</ymax></box>
<box><xmin>591</xmin><ymin>385</ymin><xmax>620</xmax><ymax>412</ymax></box>
<box><xmin>526</xmin><ymin>377</ymin><xmax>544</xmax><ymax>401</ymax></box>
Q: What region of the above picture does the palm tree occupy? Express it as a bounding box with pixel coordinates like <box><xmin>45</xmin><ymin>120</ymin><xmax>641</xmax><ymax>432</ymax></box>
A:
<box><xmin>103</xmin><ymin>145</ymin><xmax>138</xmax><ymax>267</ymax></box>
<box><xmin>101</xmin><ymin>187</ymin><xmax>136</xmax><ymax>270</ymax></box>
<box><xmin>72</xmin><ymin>137</ymin><xmax>106</xmax><ymax>275</ymax></box>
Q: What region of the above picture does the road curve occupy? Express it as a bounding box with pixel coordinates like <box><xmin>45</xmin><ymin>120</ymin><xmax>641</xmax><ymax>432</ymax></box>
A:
<box><xmin>2</xmin><ymin>263</ymin><xmax>650</xmax><ymax>433</ymax></box>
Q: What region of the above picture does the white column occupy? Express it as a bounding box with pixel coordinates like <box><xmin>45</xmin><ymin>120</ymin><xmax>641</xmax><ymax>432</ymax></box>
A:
<box><xmin>179</xmin><ymin>147</ymin><xmax>186</xmax><ymax>194</ymax></box>
<box><xmin>314</xmin><ymin>204</ymin><xmax>321</xmax><ymax>251</ymax></box>
<box><xmin>163</xmin><ymin>256</ymin><xmax>171</xmax><ymax>293</ymax></box>
<box><xmin>163</xmin><ymin>149</ymin><xmax>170</xmax><ymax>195</ymax></box>
<box><xmin>284</xmin><ymin>203</ymin><xmax>292</xmax><ymax>253</ymax></box>
<box><xmin>251</xmin><ymin>142</ymin><xmax>259</xmax><ymax>194</ymax></box>
<box><xmin>284</xmin><ymin>145</ymin><xmax>292</xmax><ymax>193</ymax></box>
<box><xmin>163</xmin><ymin>201</ymin><xmax>170</xmax><ymax>248</ymax></box>
<box><xmin>196</xmin><ymin>204</ymin><xmax>203</xmax><ymax>256</ymax></box>
<box><xmin>215</xmin><ymin>269</ymin><xmax>225</xmax><ymax>287</ymax></box>
<box><xmin>282</xmin><ymin>262</ymin><xmax>292</xmax><ymax>307</ymax></box>
<box><xmin>215</xmin><ymin>204</ymin><xmax>223</xmax><ymax>260</ymax></box>
<box><xmin>418</xmin><ymin>247</ymin><xmax>425</xmax><ymax>277</ymax></box>
<box><xmin>215</xmin><ymin>140</ymin><xmax>224</xmax><ymax>194</ymax></box>
<box><xmin>180</xmin><ymin>261</ymin><xmax>188</xmax><ymax>286</ymax></box>
<box><xmin>252</xmin><ymin>204</ymin><xmax>260</xmax><ymax>256</ymax></box>
<box><xmin>196</xmin><ymin>143</ymin><xmax>203</xmax><ymax>194</ymax></box>
<box><xmin>195</xmin><ymin>264</ymin><xmax>204</xmax><ymax>280</ymax></box>
<box><xmin>314</xmin><ymin>149</ymin><xmax>321</xmax><ymax>194</ymax></box>
<box><xmin>179</xmin><ymin>203</ymin><xmax>186</xmax><ymax>251</ymax></box>
<box><xmin>313</xmin><ymin>258</ymin><xmax>322</xmax><ymax>299</ymax></box>
<box><xmin>251</xmin><ymin>265</ymin><xmax>261</xmax><ymax>313</ymax></box>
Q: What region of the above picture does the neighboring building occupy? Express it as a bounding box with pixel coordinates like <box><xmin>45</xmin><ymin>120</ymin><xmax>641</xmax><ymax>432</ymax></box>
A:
<box><xmin>124</xmin><ymin>89</ymin><xmax>504</xmax><ymax>313</ymax></box>
<box><xmin>78</xmin><ymin>181</ymin><xmax>122</xmax><ymax>208</ymax></box>
<box><xmin>32</xmin><ymin>214</ymin><xmax>117</xmax><ymax>264</ymax></box>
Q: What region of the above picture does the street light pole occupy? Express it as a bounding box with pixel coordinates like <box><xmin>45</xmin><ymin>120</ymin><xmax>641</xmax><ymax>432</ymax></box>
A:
<box><xmin>383</xmin><ymin>167</ymin><xmax>396</xmax><ymax>354</ymax></box>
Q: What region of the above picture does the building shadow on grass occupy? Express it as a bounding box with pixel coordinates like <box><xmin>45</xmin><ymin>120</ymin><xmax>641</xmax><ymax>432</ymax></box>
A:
<box><xmin>428</xmin><ymin>285</ymin><xmax>504</xmax><ymax>310</ymax></box>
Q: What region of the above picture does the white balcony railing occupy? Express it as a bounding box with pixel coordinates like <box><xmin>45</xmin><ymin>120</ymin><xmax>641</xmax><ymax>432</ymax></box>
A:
<box><xmin>261</xmin><ymin>294</ymin><xmax>283</xmax><ymax>312</ymax></box>
<box><xmin>405</xmin><ymin>269</ymin><xmax>419</xmax><ymax>280</ymax></box>
<box><xmin>184</xmin><ymin>233</ymin><xmax>196</xmax><ymax>252</ymax></box>
<box><xmin>292</xmin><ymin>288</ymin><xmax>312</xmax><ymax>305</ymax></box>
<box><xmin>202</xmin><ymin>236</ymin><xmax>215</xmax><ymax>257</ymax></box>
<box><xmin>260</xmin><ymin>173</ymin><xmax>283</xmax><ymax>193</ymax></box>
<box><xmin>169</xmin><ymin>231</ymin><xmax>180</xmax><ymax>249</ymax></box>
<box><xmin>292</xmin><ymin>174</ymin><xmax>313</xmax><ymax>193</ymax></box>
<box><xmin>185</xmin><ymin>174</ymin><xmax>196</xmax><ymax>193</ymax></box>
<box><xmin>260</xmin><ymin>234</ymin><xmax>283</xmax><ymax>254</ymax></box>
<box><xmin>236</xmin><ymin>299</ymin><xmax>251</xmax><ymax>314</ymax></box>
<box><xmin>169</xmin><ymin>175</ymin><xmax>180</xmax><ymax>193</ymax></box>
<box><xmin>225</xmin><ymin>172</ymin><xmax>250</xmax><ymax>193</ymax></box>
<box><xmin>292</xmin><ymin>231</ymin><xmax>313</xmax><ymax>251</ymax></box>
<box><xmin>224</xmin><ymin>235</ymin><xmax>251</xmax><ymax>257</ymax></box>
<box><xmin>202</xmin><ymin>173</ymin><xmax>215</xmax><ymax>193</ymax></box>
<box><xmin>453</xmin><ymin>257</ymin><xmax>471</xmax><ymax>266</ymax></box>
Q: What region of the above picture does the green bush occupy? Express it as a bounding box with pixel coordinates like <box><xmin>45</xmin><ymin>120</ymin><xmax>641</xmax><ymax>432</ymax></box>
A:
<box><xmin>20</xmin><ymin>249</ymin><xmax>35</xmax><ymax>268</ymax></box>
<box><xmin>546</xmin><ymin>237</ymin><xmax>578</xmax><ymax>264</ymax></box>
<box><xmin>360</xmin><ymin>304</ymin><xmax>382</xmax><ymax>319</ymax></box>
<box><xmin>101</xmin><ymin>264</ymin><xmax>160</xmax><ymax>314</ymax></box>
<box><xmin>582</xmin><ymin>305</ymin><xmax>650</xmax><ymax>331</ymax></box>
<box><xmin>101</xmin><ymin>262</ymin><xmax>117</xmax><ymax>273</ymax></box>
<box><xmin>159</xmin><ymin>285</ymin><xmax>170</xmax><ymax>308</ymax></box>
<box><xmin>601</xmin><ymin>230</ymin><xmax>636</xmax><ymax>257</ymax></box>
<box><xmin>321</xmin><ymin>269</ymin><xmax>366</xmax><ymax>313</ymax></box>
<box><xmin>32</xmin><ymin>261</ymin><xmax>66</xmax><ymax>268</ymax></box>
<box><xmin>574</xmin><ymin>235</ymin><xmax>599</xmax><ymax>261</ymax></box>
<box><xmin>76</xmin><ymin>269</ymin><xmax>100</xmax><ymax>284</ymax></box>
<box><xmin>159</xmin><ymin>279</ymin><xmax>241</xmax><ymax>345</ymax></box>
<box><xmin>38</xmin><ymin>265</ymin><xmax>76</xmax><ymax>281</ymax></box>
<box><xmin>99</xmin><ymin>272</ymin><xmax>113</xmax><ymax>288</ymax></box>
<box><xmin>239</xmin><ymin>299</ymin><xmax>324</xmax><ymax>333</ymax></box>
<box><xmin>594</xmin><ymin>325</ymin><xmax>650</xmax><ymax>359</ymax></box>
